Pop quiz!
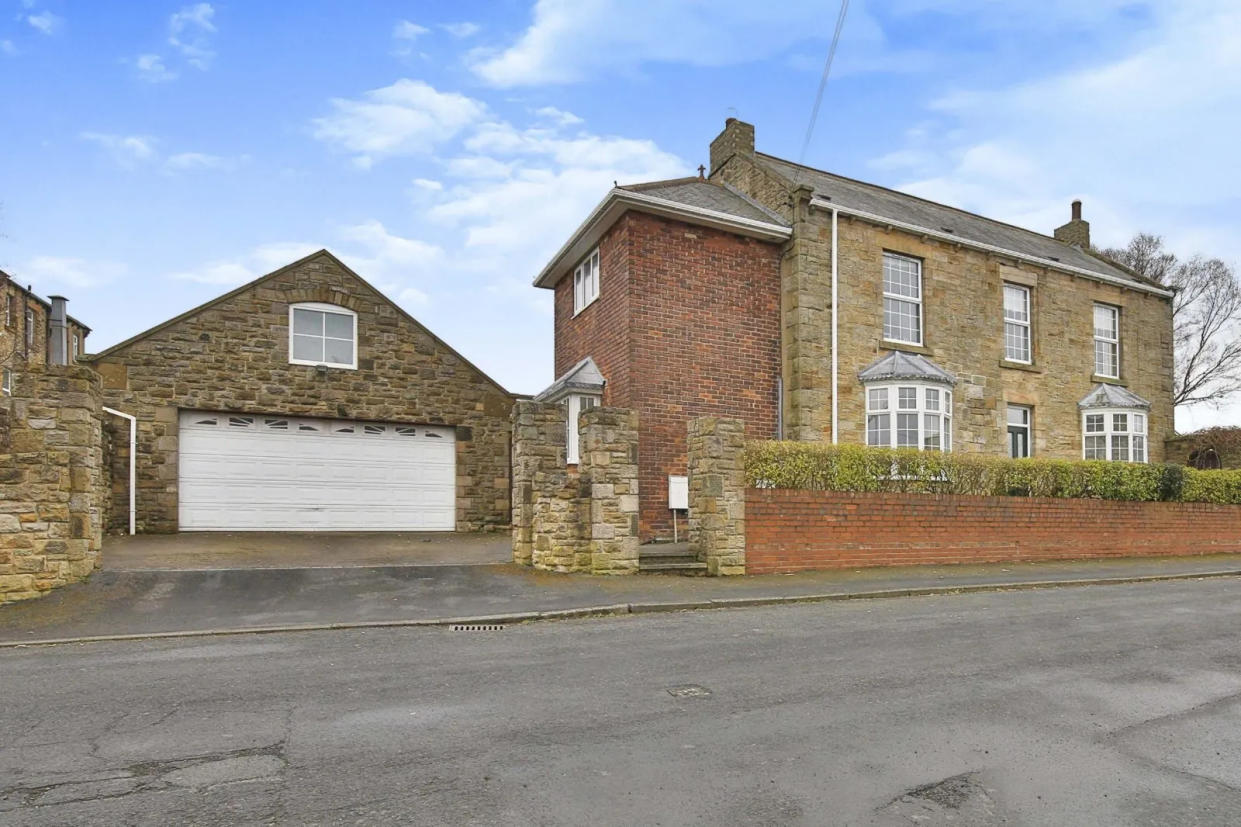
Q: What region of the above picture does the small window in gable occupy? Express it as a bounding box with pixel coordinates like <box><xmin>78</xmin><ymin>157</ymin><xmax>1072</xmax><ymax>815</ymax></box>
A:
<box><xmin>290</xmin><ymin>303</ymin><xmax>357</xmax><ymax>370</ymax></box>
<box><xmin>572</xmin><ymin>249</ymin><xmax>600</xmax><ymax>315</ymax></box>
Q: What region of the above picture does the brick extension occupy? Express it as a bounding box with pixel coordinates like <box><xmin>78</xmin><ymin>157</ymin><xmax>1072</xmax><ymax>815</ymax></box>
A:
<box><xmin>746</xmin><ymin>489</ymin><xmax>1241</xmax><ymax>574</ymax></box>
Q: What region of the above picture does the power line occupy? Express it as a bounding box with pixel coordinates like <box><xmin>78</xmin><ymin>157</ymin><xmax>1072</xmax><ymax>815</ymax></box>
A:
<box><xmin>798</xmin><ymin>0</ymin><xmax>850</xmax><ymax>166</ymax></box>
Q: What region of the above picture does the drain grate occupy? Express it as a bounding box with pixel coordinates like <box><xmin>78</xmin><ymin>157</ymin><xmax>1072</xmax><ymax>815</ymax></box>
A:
<box><xmin>450</xmin><ymin>624</ymin><xmax>506</xmax><ymax>632</ymax></box>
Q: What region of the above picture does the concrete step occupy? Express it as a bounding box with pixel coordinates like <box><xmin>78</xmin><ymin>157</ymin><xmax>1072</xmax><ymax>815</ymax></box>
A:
<box><xmin>638</xmin><ymin>561</ymin><xmax>709</xmax><ymax>575</ymax></box>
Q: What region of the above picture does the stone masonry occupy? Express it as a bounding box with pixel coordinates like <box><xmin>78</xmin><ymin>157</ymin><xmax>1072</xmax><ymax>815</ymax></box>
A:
<box><xmin>87</xmin><ymin>251</ymin><xmax>514</xmax><ymax>533</ymax></box>
<box><xmin>511</xmin><ymin>401</ymin><xmax>639</xmax><ymax>574</ymax></box>
<box><xmin>687</xmin><ymin>416</ymin><xmax>746</xmax><ymax>576</ymax></box>
<box><xmin>0</xmin><ymin>365</ymin><xmax>106</xmax><ymax>605</ymax></box>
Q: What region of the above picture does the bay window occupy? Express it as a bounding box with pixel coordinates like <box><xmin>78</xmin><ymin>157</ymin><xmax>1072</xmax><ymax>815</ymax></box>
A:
<box><xmin>865</xmin><ymin>383</ymin><xmax>952</xmax><ymax>451</ymax></box>
<box><xmin>1083</xmin><ymin>409</ymin><xmax>1146</xmax><ymax>463</ymax></box>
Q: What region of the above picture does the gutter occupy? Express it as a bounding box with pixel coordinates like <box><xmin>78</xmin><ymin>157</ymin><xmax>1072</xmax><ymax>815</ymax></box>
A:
<box><xmin>102</xmin><ymin>407</ymin><xmax>137</xmax><ymax>535</ymax></box>
<box><xmin>809</xmin><ymin>198</ymin><xmax>1175</xmax><ymax>299</ymax></box>
<box><xmin>534</xmin><ymin>188</ymin><xmax>791</xmax><ymax>288</ymax></box>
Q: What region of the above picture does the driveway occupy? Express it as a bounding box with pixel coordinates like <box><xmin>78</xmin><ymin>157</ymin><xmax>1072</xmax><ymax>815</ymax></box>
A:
<box><xmin>102</xmin><ymin>531</ymin><xmax>511</xmax><ymax>571</ymax></box>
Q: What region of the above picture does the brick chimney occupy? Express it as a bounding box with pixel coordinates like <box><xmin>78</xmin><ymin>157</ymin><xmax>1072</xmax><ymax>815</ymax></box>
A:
<box><xmin>1054</xmin><ymin>199</ymin><xmax>1091</xmax><ymax>248</ymax></box>
<box><xmin>709</xmin><ymin>118</ymin><xmax>755</xmax><ymax>176</ymax></box>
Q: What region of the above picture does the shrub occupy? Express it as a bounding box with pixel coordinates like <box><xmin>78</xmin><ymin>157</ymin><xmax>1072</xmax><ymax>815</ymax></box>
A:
<box><xmin>743</xmin><ymin>441</ymin><xmax>1241</xmax><ymax>505</ymax></box>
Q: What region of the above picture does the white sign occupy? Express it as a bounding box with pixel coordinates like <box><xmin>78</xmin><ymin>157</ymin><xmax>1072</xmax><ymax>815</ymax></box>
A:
<box><xmin>668</xmin><ymin>475</ymin><xmax>689</xmax><ymax>510</ymax></box>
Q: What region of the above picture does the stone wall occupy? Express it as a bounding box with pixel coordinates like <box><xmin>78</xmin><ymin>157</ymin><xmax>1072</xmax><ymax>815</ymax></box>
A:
<box><xmin>1165</xmin><ymin>429</ymin><xmax>1241</xmax><ymax>469</ymax></box>
<box><xmin>687</xmin><ymin>417</ymin><xmax>746</xmax><ymax>576</ymax></box>
<box><xmin>510</xmin><ymin>401</ymin><xmax>639</xmax><ymax>574</ymax></box>
<box><xmin>747</xmin><ymin>489</ymin><xmax>1241</xmax><ymax>574</ymax></box>
<box><xmin>88</xmin><ymin>251</ymin><xmax>513</xmax><ymax>533</ymax></box>
<box><xmin>0</xmin><ymin>365</ymin><xmax>106</xmax><ymax>605</ymax></box>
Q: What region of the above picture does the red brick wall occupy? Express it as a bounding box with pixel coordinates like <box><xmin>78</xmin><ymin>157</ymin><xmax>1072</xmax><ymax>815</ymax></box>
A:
<box><xmin>747</xmin><ymin>489</ymin><xmax>1241</xmax><ymax>574</ymax></box>
<box><xmin>627</xmin><ymin>213</ymin><xmax>782</xmax><ymax>539</ymax></box>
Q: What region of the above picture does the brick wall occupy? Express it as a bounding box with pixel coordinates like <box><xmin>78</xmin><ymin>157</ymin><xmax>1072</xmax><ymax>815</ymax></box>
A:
<box><xmin>746</xmin><ymin>489</ymin><xmax>1241</xmax><ymax>574</ymax></box>
<box><xmin>554</xmin><ymin>211</ymin><xmax>782</xmax><ymax>540</ymax></box>
<box><xmin>0</xmin><ymin>365</ymin><xmax>106</xmax><ymax>605</ymax></box>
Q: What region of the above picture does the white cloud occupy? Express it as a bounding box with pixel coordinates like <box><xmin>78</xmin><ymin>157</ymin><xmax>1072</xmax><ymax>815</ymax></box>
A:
<box><xmin>441</xmin><ymin>22</ymin><xmax>480</xmax><ymax>38</ymax></box>
<box><xmin>169</xmin><ymin>242</ymin><xmax>320</xmax><ymax>285</ymax></box>
<box><xmin>469</xmin><ymin>0</ymin><xmax>841</xmax><ymax>86</ymax></box>
<box><xmin>1</xmin><ymin>40</ymin><xmax>16</xmax><ymax>56</ymax></box>
<box><xmin>135</xmin><ymin>53</ymin><xmax>177</xmax><ymax>83</ymax></box>
<box><xmin>334</xmin><ymin>220</ymin><xmax>444</xmax><ymax>303</ymax></box>
<box><xmin>164</xmin><ymin>151</ymin><xmax>234</xmax><ymax>172</ymax></box>
<box><xmin>393</xmin><ymin>20</ymin><xmax>429</xmax><ymax>40</ymax></box>
<box><xmin>412</xmin><ymin>178</ymin><xmax>443</xmax><ymax>191</ymax></box>
<box><xmin>533</xmin><ymin>106</ymin><xmax>583</xmax><ymax>127</ymax></box>
<box><xmin>21</xmin><ymin>256</ymin><xmax>127</xmax><ymax>289</ymax></box>
<box><xmin>80</xmin><ymin>132</ymin><xmax>158</xmax><ymax>167</ymax></box>
<box><xmin>26</xmin><ymin>10</ymin><xmax>61</xmax><ymax>35</ymax></box>
<box><xmin>312</xmin><ymin>79</ymin><xmax>488</xmax><ymax>167</ymax></box>
<box><xmin>168</xmin><ymin>2</ymin><xmax>216</xmax><ymax>69</ymax></box>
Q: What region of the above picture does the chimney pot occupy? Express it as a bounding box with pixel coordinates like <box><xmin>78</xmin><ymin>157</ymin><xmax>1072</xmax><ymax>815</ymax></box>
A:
<box><xmin>1071</xmin><ymin>199</ymin><xmax>1082</xmax><ymax>221</ymax></box>
<box><xmin>48</xmin><ymin>295</ymin><xmax>69</xmax><ymax>365</ymax></box>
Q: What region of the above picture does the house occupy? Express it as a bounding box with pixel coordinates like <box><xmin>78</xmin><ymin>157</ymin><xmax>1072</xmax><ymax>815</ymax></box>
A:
<box><xmin>0</xmin><ymin>270</ymin><xmax>91</xmax><ymax>392</ymax></box>
<box><xmin>533</xmin><ymin>119</ymin><xmax>1176</xmax><ymax>542</ymax></box>
<box><xmin>84</xmin><ymin>250</ymin><xmax>514</xmax><ymax>534</ymax></box>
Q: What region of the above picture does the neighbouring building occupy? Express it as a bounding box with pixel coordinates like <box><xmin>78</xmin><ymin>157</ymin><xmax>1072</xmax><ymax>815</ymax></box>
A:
<box><xmin>533</xmin><ymin>120</ymin><xmax>1176</xmax><ymax>542</ymax></box>
<box><xmin>84</xmin><ymin>250</ymin><xmax>515</xmax><ymax>534</ymax></box>
<box><xmin>0</xmin><ymin>270</ymin><xmax>91</xmax><ymax>392</ymax></box>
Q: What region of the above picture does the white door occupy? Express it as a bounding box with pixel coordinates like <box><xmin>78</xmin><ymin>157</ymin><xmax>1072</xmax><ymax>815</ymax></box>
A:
<box><xmin>178</xmin><ymin>411</ymin><xmax>456</xmax><ymax>531</ymax></box>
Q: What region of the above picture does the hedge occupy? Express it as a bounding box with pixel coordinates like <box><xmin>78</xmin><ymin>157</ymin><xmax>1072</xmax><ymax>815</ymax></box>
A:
<box><xmin>743</xmin><ymin>441</ymin><xmax>1241</xmax><ymax>505</ymax></box>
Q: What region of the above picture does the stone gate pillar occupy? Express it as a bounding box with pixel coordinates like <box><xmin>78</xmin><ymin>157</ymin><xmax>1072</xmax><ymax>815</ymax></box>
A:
<box><xmin>687</xmin><ymin>417</ymin><xmax>746</xmax><ymax>575</ymax></box>
<box><xmin>580</xmin><ymin>407</ymin><xmax>640</xmax><ymax>575</ymax></box>
<box><xmin>510</xmin><ymin>400</ymin><xmax>583</xmax><ymax>571</ymax></box>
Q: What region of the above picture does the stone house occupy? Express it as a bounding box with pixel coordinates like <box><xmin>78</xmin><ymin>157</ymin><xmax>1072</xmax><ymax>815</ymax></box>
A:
<box><xmin>0</xmin><ymin>270</ymin><xmax>91</xmax><ymax>393</ymax></box>
<box><xmin>533</xmin><ymin>120</ymin><xmax>1176</xmax><ymax>542</ymax></box>
<box><xmin>84</xmin><ymin>250</ymin><xmax>514</xmax><ymax>534</ymax></box>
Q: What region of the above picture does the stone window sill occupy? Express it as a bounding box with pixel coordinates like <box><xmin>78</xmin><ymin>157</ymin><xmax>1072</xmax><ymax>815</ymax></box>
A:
<box><xmin>880</xmin><ymin>340</ymin><xmax>934</xmax><ymax>357</ymax></box>
<box><xmin>999</xmin><ymin>360</ymin><xmax>1042</xmax><ymax>374</ymax></box>
<box><xmin>1091</xmin><ymin>375</ymin><xmax>1128</xmax><ymax>386</ymax></box>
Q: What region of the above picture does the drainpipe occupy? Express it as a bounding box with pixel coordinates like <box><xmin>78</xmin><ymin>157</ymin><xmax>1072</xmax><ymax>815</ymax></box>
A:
<box><xmin>102</xmin><ymin>407</ymin><xmax>137</xmax><ymax>535</ymax></box>
<box><xmin>831</xmin><ymin>207</ymin><xmax>839</xmax><ymax>444</ymax></box>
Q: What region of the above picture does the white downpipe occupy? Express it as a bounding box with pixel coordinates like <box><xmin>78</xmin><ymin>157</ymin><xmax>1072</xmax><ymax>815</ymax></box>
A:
<box><xmin>831</xmin><ymin>207</ymin><xmax>839</xmax><ymax>444</ymax></box>
<box><xmin>102</xmin><ymin>407</ymin><xmax>137</xmax><ymax>535</ymax></box>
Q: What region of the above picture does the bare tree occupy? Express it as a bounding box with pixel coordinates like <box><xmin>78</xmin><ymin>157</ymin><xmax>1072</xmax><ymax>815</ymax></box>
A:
<box><xmin>1100</xmin><ymin>233</ymin><xmax>1241</xmax><ymax>408</ymax></box>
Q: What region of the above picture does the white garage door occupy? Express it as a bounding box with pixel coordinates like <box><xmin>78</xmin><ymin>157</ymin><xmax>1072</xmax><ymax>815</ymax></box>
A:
<box><xmin>178</xmin><ymin>411</ymin><xmax>456</xmax><ymax>531</ymax></box>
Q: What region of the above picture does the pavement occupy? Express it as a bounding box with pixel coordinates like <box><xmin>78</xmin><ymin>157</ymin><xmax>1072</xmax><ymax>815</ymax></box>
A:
<box><xmin>4</xmin><ymin>578</ymin><xmax>1241</xmax><ymax>824</ymax></box>
<box><xmin>5</xmin><ymin>537</ymin><xmax>1241</xmax><ymax>645</ymax></box>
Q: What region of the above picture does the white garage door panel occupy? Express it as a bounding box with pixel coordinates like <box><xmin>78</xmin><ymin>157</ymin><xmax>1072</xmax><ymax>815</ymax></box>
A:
<box><xmin>178</xmin><ymin>412</ymin><xmax>456</xmax><ymax>531</ymax></box>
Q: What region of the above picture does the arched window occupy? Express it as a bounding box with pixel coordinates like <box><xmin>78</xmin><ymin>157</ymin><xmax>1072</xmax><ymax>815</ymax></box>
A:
<box><xmin>289</xmin><ymin>302</ymin><xmax>357</xmax><ymax>369</ymax></box>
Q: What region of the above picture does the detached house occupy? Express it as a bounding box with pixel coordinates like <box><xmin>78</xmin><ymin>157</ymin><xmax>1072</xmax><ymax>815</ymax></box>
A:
<box><xmin>533</xmin><ymin>120</ymin><xmax>1175</xmax><ymax>542</ymax></box>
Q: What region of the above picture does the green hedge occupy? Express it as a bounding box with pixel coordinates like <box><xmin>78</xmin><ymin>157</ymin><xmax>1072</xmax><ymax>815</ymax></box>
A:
<box><xmin>743</xmin><ymin>441</ymin><xmax>1241</xmax><ymax>505</ymax></box>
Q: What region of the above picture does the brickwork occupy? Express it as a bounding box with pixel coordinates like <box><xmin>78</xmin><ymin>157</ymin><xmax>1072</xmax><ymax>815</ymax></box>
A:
<box><xmin>554</xmin><ymin>212</ymin><xmax>782</xmax><ymax>540</ymax></box>
<box><xmin>0</xmin><ymin>365</ymin><xmax>106</xmax><ymax>605</ymax></box>
<box><xmin>511</xmin><ymin>402</ymin><xmax>640</xmax><ymax>574</ymax></box>
<box><xmin>88</xmin><ymin>251</ymin><xmax>514</xmax><ymax>533</ymax></box>
<box><xmin>687</xmin><ymin>417</ymin><xmax>746</xmax><ymax>575</ymax></box>
<box><xmin>746</xmin><ymin>489</ymin><xmax>1241</xmax><ymax>574</ymax></box>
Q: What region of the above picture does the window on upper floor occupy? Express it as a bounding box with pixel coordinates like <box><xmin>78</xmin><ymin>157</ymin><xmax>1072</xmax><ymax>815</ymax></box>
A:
<box><xmin>25</xmin><ymin>308</ymin><xmax>34</xmax><ymax>346</ymax></box>
<box><xmin>882</xmin><ymin>252</ymin><xmax>922</xmax><ymax>346</ymax></box>
<box><xmin>1093</xmin><ymin>303</ymin><xmax>1120</xmax><ymax>378</ymax></box>
<box><xmin>865</xmin><ymin>382</ymin><xmax>952</xmax><ymax>451</ymax></box>
<box><xmin>566</xmin><ymin>393</ymin><xmax>600</xmax><ymax>464</ymax></box>
<box><xmin>1</xmin><ymin>368</ymin><xmax>10</xmax><ymax>396</ymax></box>
<box><xmin>1083</xmin><ymin>409</ymin><xmax>1146</xmax><ymax>463</ymax></box>
<box><xmin>4</xmin><ymin>294</ymin><xmax>13</xmax><ymax>328</ymax></box>
<box><xmin>573</xmin><ymin>248</ymin><xmax>600</xmax><ymax>315</ymax></box>
<box><xmin>289</xmin><ymin>302</ymin><xmax>357</xmax><ymax>369</ymax></box>
<box><xmin>1003</xmin><ymin>284</ymin><xmax>1032</xmax><ymax>364</ymax></box>
<box><xmin>72</xmin><ymin>334</ymin><xmax>80</xmax><ymax>357</ymax></box>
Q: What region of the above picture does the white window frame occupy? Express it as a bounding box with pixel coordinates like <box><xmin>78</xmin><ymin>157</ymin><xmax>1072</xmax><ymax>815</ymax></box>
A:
<box><xmin>288</xmin><ymin>302</ymin><xmax>358</xmax><ymax>370</ymax></box>
<box><xmin>1003</xmin><ymin>284</ymin><xmax>1032</xmax><ymax>364</ymax></box>
<box><xmin>1007</xmin><ymin>404</ymin><xmax>1032</xmax><ymax>459</ymax></box>
<box><xmin>864</xmin><ymin>382</ymin><xmax>952</xmax><ymax>452</ymax></box>
<box><xmin>572</xmin><ymin>248</ymin><xmax>600</xmax><ymax>315</ymax></box>
<box><xmin>1082</xmin><ymin>408</ymin><xmax>1147</xmax><ymax>463</ymax></box>
<box><xmin>1093</xmin><ymin>303</ymin><xmax>1120</xmax><ymax>379</ymax></box>
<box><xmin>882</xmin><ymin>252</ymin><xmax>923</xmax><ymax>346</ymax></box>
<box><xmin>565</xmin><ymin>393</ymin><xmax>601</xmax><ymax>464</ymax></box>
<box><xmin>25</xmin><ymin>308</ymin><xmax>35</xmax><ymax>346</ymax></box>
<box><xmin>72</xmin><ymin>333</ymin><xmax>80</xmax><ymax>356</ymax></box>
<box><xmin>1</xmin><ymin>367</ymin><xmax>11</xmax><ymax>395</ymax></box>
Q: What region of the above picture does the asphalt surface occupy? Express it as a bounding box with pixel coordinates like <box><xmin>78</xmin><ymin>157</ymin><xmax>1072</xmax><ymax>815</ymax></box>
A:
<box><xmin>7</xmin><ymin>554</ymin><xmax>1241</xmax><ymax>644</ymax></box>
<box><xmin>4</xmin><ymin>578</ymin><xmax>1241</xmax><ymax>825</ymax></box>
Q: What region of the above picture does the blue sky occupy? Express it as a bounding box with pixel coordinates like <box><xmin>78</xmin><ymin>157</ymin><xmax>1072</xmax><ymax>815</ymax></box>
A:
<box><xmin>2</xmin><ymin>0</ymin><xmax>1238</xmax><ymax>428</ymax></box>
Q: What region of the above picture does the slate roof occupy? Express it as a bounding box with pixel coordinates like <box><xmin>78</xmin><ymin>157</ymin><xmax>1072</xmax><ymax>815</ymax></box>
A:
<box><xmin>534</xmin><ymin>356</ymin><xmax>606</xmax><ymax>403</ymax></box>
<box><xmin>1078</xmin><ymin>383</ymin><xmax>1151</xmax><ymax>410</ymax></box>
<box><xmin>620</xmin><ymin>178</ymin><xmax>786</xmax><ymax>226</ymax></box>
<box><xmin>756</xmin><ymin>154</ymin><xmax>1156</xmax><ymax>291</ymax></box>
<box><xmin>858</xmin><ymin>350</ymin><xmax>957</xmax><ymax>385</ymax></box>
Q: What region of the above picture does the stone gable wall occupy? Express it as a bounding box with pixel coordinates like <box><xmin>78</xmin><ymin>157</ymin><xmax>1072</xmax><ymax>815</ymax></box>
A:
<box><xmin>0</xmin><ymin>365</ymin><xmax>106</xmax><ymax>605</ymax></box>
<box><xmin>89</xmin><ymin>253</ymin><xmax>514</xmax><ymax>533</ymax></box>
